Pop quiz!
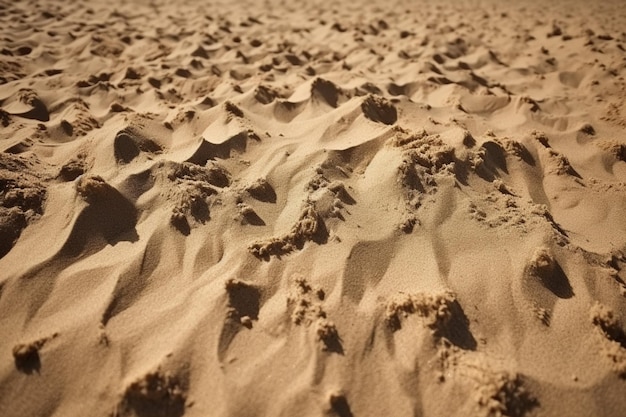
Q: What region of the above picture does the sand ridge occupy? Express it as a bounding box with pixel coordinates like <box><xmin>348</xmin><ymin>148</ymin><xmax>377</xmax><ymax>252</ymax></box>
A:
<box><xmin>1</xmin><ymin>0</ymin><xmax>626</xmax><ymax>416</ymax></box>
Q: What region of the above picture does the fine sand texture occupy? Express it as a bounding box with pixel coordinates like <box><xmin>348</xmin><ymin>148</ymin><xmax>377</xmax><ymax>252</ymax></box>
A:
<box><xmin>1</xmin><ymin>0</ymin><xmax>626</xmax><ymax>416</ymax></box>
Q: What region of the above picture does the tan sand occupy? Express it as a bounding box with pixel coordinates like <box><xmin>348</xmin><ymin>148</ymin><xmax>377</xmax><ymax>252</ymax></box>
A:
<box><xmin>1</xmin><ymin>0</ymin><xmax>626</xmax><ymax>415</ymax></box>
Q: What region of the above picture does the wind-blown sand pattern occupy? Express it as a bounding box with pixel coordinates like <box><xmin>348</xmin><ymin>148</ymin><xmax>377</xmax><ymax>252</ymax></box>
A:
<box><xmin>1</xmin><ymin>0</ymin><xmax>626</xmax><ymax>416</ymax></box>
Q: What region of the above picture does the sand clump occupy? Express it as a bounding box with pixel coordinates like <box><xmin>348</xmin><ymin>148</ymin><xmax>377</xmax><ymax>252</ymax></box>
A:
<box><xmin>248</xmin><ymin>205</ymin><xmax>328</xmax><ymax>259</ymax></box>
<box><xmin>12</xmin><ymin>333</ymin><xmax>57</xmax><ymax>374</ymax></box>
<box><xmin>244</xmin><ymin>178</ymin><xmax>276</xmax><ymax>203</ymax></box>
<box><xmin>58</xmin><ymin>153</ymin><xmax>89</xmax><ymax>181</ymax></box>
<box><xmin>288</xmin><ymin>275</ymin><xmax>342</xmax><ymax>353</ymax></box>
<box><xmin>590</xmin><ymin>302</ymin><xmax>626</xmax><ymax>377</ymax></box>
<box><xmin>328</xmin><ymin>392</ymin><xmax>354</xmax><ymax>417</ymax></box>
<box><xmin>76</xmin><ymin>175</ymin><xmax>114</xmax><ymax>203</ymax></box>
<box><xmin>385</xmin><ymin>291</ymin><xmax>457</xmax><ymax>333</ymax></box>
<box><xmin>595</xmin><ymin>140</ymin><xmax>626</xmax><ymax>162</ymax></box>
<box><xmin>117</xmin><ymin>370</ymin><xmax>187</xmax><ymax>417</ymax></box>
<box><xmin>393</xmin><ymin>128</ymin><xmax>457</xmax><ymax>204</ymax></box>
<box><xmin>361</xmin><ymin>94</ymin><xmax>398</xmax><ymax>125</ymax></box>
<box><xmin>473</xmin><ymin>371</ymin><xmax>537</xmax><ymax>417</ymax></box>
<box><xmin>528</xmin><ymin>247</ymin><xmax>556</xmax><ymax>279</ymax></box>
<box><xmin>225</xmin><ymin>278</ymin><xmax>261</xmax><ymax>328</ymax></box>
<box><xmin>159</xmin><ymin>161</ymin><xmax>229</xmax><ymax>234</ymax></box>
<box><xmin>0</xmin><ymin>154</ymin><xmax>47</xmax><ymax>258</ymax></box>
<box><xmin>114</xmin><ymin>129</ymin><xmax>162</xmax><ymax>164</ymax></box>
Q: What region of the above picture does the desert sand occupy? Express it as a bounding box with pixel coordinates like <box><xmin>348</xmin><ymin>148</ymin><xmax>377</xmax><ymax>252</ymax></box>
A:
<box><xmin>1</xmin><ymin>0</ymin><xmax>626</xmax><ymax>415</ymax></box>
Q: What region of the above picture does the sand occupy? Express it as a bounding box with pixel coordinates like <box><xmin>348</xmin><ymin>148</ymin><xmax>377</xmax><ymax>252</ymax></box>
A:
<box><xmin>1</xmin><ymin>0</ymin><xmax>626</xmax><ymax>415</ymax></box>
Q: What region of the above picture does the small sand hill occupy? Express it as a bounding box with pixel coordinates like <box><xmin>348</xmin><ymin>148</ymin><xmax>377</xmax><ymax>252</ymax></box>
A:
<box><xmin>1</xmin><ymin>0</ymin><xmax>626</xmax><ymax>416</ymax></box>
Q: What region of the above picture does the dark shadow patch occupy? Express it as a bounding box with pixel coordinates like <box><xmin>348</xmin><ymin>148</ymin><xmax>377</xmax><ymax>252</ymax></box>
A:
<box><xmin>254</xmin><ymin>85</ymin><xmax>277</xmax><ymax>104</ymax></box>
<box><xmin>187</xmin><ymin>131</ymin><xmax>254</xmax><ymax>164</ymax></box>
<box><xmin>170</xmin><ymin>188</ymin><xmax>213</xmax><ymax>236</ymax></box>
<box><xmin>541</xmin><ymin>210</ymin><xmax>569</xmax><ymax>238</ymax></box>
<box><xmin>399</xmin><ymin>160</ymin><xmax>426</xmax><ymax>193</ymax></box>
<box><xmin>224</xmin><ymin>100</ymin><xmax>243</xmax><ymax>118</ymax></box>
<box><xmin>361</xmin><ymin>95</ymin><xmax>397</xmax><ymax>125</ymax></box>
<box><xmin>175</xmin><ymin>68</ymin><xmax>191</xmax><ymax>78</ymax></box>
<box><xmin>119</xmin><ymin>168</ymin><xmax>155</xmax><ymax>200</ymax></box>
<box><xmin>330</xmin><ymin>394</ymin><xmax>353</xmax><ymax>417</ymax></box>
<box><xmin>482</xmin><ymin>141</ymin><xmax>508</xmax><ymax>173</ymax></box>
<box><xmin>475</xmin><ymin>141</ymin><xmax>508</xmax><ymax>181</ymax></box>
<box><xmin>225</xmin><ymin>278</ymin><xmax>260</xmax><ymax>325</ymax></box>
<box><xmin>427</xmin><ymin>76</ymin><xmax>453</xmax><ymax>85</ymax></box>
<box><xmin>147</xmin><ymin>77</ymin><xmax>161</xmax><ymax>89</ymax></box>
<box><xmin>121</xmin><ymin>371</ymin><xmax>186</xmax><ymax>417</ymax></box>
<box><xmin>4</xmin><ymin>142</ymin><xmax>31</xmax><ymax>154</ymax></box>
<box><xmin>540</xmin><ymin>262</ymin><xmax>574</xmax><ymax>299</ymax></box>
<box><xmin>58</xmin><ymin>158</ymin><xmax>86</xmax><ymax>181</ymax></box>
<box><xmin>1</xmin><ymin>109</ymin><xmax>12</xmax><ymax>127</ymax></box>
<box><xmin>311</xmin><ymin>78</ymin><xmax>339</xmax><ymax>108</ymax></box>
<box><xmin>170</xmin><ymin>213</ymin><xmax>191</xmax><ymax>236</ymax></box>
<box><xmin>579</xmin><ymin>123</ymin><xmax>595</xmax><ymax>136</ymax></box>
<box><xmin>16</xmin><ymin>46</ymin><xmax>32</xmax><ymax>56</ymax></box>
<box><xmin>328</xmin><ymin>182</ymin><xmax>356</xmax><ymax>205</ymax></box>
<box><xmin>453</xmin><ymin>159</ymin><xmax>470</xmax><ymax>186</ymax></box>
<box><xmin>240</xmin><ymin>205</ymin><xmax>265</xmax><ymax>226</ymax></box>
<box><xmin>318</xmin><ymin>322</ymin><xmax>344</xmax><ymax>355</ymax></box>
<box><xmin>124</xmin><ymin>67</ymin><xmax>141</xmax><ymax>80</ymax></box>
<box><xmin>440</xmin><ymin>300</ymin><xmax>477</xmax><ymax>350</ymax></box>
<box><xmin>524</xmin><ymin>249</ymin><xmax>573</xmax><ymax>308</ymax></box>
<box><xmin>470</xmin><ymin>72</ymin><xmax>490</xmax><ymax>87</ymax></box>
<box><xmin>356</xmin><ymin>82</ymin><xmax>383</xmax><ymax>96</ymax></box>
<box><xmin>515</xmin><ymin>145</ymin><xmax>536</xmax><ymax>166</ymax></box>
<box><xmin>114</xmin><ymin>129</ymin><xmax>162</xmax><ymax>164</ymax></box>
<box><xmin>189</xmin><ymin>197</ymin><xmax>210</xmax><ymax>223</ymax></box>
<box><xmin>245</xmin><ymin>178</ymin><xmax>276</xmax><ymax>203</ymax></box>
<box><xmin>463</xmin><ymin>131</ymin><xmax>476</xmax><ymax>147</ymax></box>
<box><xmin>14</xmin><ymin>96</ymin><xmax>49</xmax><ymax>122</ymax></box>
<box><xmin>0</xmin><ymin>208</ymin><xmax>27</xmax><ymax>259</ymax></box>
<box><xmin>218</xmin><ymin>279</ymin><xmax>266</xmax><ymax>359</ymax></box>
<box><xmin>114</xmin><ymin>131</ymin><xmax>140</xmax><ymax>163</ymax></box>
<box><xmin>12</xmin><ymin>343</ymin><xmax>41</xmax><ymax>374</ymax></box>
<box><xmin>60</xmin><ymin>119</ymin><xmax>73</xmax><ymax>136</ymax></box>
<box><xmin>566</xmin><ymin>164</ymin><xmax>582</xmax><ymax>179</ymax></box>
<box><xmin>191</xmin><ymin>46</ymin><xmax>209</xmax><ymax>59</ymax></box>
<box><xmin>387</xmin><ymin>82</ymin><xmax>407</xmax><ymax>96</ymax></box>
<box><xmin>61</xmin><ymin>177</ymin><xmax>138</xmax><ymax>257</ymax></box>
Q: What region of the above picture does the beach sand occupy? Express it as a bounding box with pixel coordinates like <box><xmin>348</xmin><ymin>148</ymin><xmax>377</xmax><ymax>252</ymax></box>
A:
<box><xmin>1</xmin><ymin>0</ymin><xmax>626</xmax><ymax>415</ymax></box>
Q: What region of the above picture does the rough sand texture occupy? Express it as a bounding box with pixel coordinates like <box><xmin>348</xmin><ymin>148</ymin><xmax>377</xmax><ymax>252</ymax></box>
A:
<box><xmin>1</xmin><ymin>0</ymin><xmax>626</xmax><ymax>416</ymax></box>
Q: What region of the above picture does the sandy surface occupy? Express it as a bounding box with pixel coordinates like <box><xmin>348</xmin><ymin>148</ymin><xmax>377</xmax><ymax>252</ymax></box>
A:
<box><xmin>1</xmin><ymin>0</ymin><xmax>626</xmax><ymax>416</ymax></box>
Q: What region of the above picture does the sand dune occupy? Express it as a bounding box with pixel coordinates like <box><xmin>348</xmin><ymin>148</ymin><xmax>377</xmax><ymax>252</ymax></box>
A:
<box><xmin>1</xmin><ymin>0</ymin><xmax>626</xmax><ymax>416</ymax></box>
